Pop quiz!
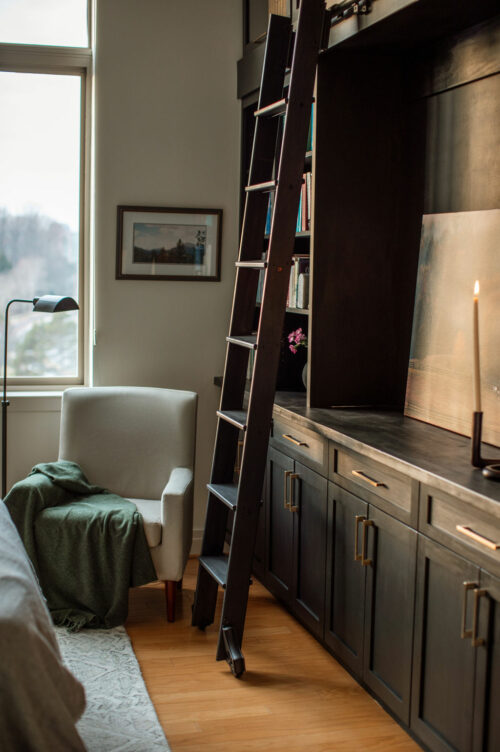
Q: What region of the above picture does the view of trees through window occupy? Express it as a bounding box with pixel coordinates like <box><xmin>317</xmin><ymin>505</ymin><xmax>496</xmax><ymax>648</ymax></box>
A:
<box><xmin>0</xmin><ymin>70</ymin><xmax>81</xmax><ymax>379</ymax></box>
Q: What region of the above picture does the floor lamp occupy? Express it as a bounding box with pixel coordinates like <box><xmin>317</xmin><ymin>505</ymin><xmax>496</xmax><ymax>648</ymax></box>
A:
<box><xmin>2</xmin><ymin>295</ymin><xmax>79</xmax><ymax>499</ymax></box>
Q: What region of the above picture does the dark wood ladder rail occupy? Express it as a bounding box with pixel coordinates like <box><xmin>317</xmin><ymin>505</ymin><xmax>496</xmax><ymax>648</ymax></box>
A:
<box><xmin>191</xmin><ymin>0</ymin><xmax>327</xmax><ymax>678</ymax></box>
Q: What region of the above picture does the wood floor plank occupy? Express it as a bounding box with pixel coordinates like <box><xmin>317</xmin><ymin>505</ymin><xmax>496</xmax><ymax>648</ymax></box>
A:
<box><xmin>126</xmin><ymin>558</ymin><xmax>419</xmax><ymax>751</ymax></box>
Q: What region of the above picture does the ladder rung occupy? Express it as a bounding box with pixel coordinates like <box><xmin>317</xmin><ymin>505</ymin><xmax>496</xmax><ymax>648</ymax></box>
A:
<box><xmin>217</xmin><ymin>410</ymin><xmax>248</xmax><ymax>431</ymax></box>
<box><xmin>235</xmin><ymin>259</ymin><xmax>268</xmax><ymax>269</ymax></box>
<box><xmin>245</xmin><ymin>180</ymin><xmax>277</xmax><ymax>194</ymax></box>
<box><xmin>208</xmin><ymin>483</ymin><xmax>239</xmax><ymax>511</ymax></box>
<box><xmin>199</xmin><ymin>555</ymin><xmax>228</xmax><ymax>588</ymax></box>
<box><xmin>226</xmin><ymin>334</ymin><xmax>257</xmax><ymax>350</ymax></box>
<box><xmin>254</xmin><ymin>97</ymin><xmax>287</xmax><ymax>118</ymax></box>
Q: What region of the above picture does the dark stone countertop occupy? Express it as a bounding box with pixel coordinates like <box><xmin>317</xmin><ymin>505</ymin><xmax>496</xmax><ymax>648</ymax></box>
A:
<box><xmin>272</xmin><ymin>391</ymin><xmax>500</xmax><ymax>513</ymax></box>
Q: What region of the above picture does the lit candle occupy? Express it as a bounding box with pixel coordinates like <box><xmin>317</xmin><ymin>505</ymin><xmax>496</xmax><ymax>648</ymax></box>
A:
<box><xmin>473</xmin><ymin>280</ymin><xmax>482</xmax><ymax>412</ymax></box>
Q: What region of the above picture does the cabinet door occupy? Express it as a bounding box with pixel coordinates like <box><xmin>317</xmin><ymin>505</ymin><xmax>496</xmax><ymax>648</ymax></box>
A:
<box><xmin>363</xmin><ymin>505</ymin><xmax>417</xmax><ymax>724</ymax></box>
<box><xmin>325</xmin><ymin>483</ymin><xmax>367</xmax><ymax>676</ymax></box>
<box><xmin>473</xmin><ymin>570</ymin><xmax>500</xmax><ymax>752</ymax></box>
<box><xmin>291</xmin><ymin>461</ymin><xmax>328</xmax><ymax>638</ymax></box>
<box><xmin>411</xmin><ymin>535</ymin><xmax>480</xmax><ymax>752</ymax></box>
<box><xmin>266</xmin><ymin>446</ymin><xmax>294</xmax><ymax>603</ymax></box>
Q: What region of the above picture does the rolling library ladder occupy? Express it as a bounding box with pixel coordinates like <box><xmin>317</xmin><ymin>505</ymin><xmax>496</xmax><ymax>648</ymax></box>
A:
<box><xmin>191</xmin><ymin>0</ymin><xmax>326</xmax><ymax>677</ymax></box>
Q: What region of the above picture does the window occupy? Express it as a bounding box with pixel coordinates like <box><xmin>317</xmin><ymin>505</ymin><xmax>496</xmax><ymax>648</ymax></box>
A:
<box><xmin>0</xmin><ymin>1</ymin><xmax>90</xmax><ymax>384</ymax></box>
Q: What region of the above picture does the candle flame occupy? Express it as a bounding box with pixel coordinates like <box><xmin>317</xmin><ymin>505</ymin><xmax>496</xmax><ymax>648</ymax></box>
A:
<box><xmin>474</xmin><ymin>280</ymin><xmax>480</xmax><ymax>296</ymax></box>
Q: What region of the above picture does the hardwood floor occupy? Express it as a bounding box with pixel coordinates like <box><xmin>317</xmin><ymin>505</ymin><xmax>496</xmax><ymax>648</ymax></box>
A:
<box><xmin>126</xmin><ymin>558</ymin><xmax>420</xmax><ymax>752</ymax></box>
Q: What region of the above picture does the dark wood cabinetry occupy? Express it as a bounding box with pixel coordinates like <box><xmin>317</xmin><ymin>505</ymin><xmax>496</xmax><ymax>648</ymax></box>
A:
<box><xmin>325</xmin><ymin>484</ymin><xmax>367</xmax><ymax>675</ymax></box>
<box><xmin>411</xmin><ymin>536</ymin><xmax>479</xmax><ymax>751</ymax></box>
<box><xmin>263</xmin><ymin>445</ymin><xmax>327</xmax><ymax>638</ymax></box>
<box><xmin>251</xmin><ymin>403</ymin><xmax>500</xmax><ymax>751</ymax></box>
<box><xmin>325</xmin><ymin>483</ymin><xmax>416</xmax><ymax>723</ymax></box>
<box><xmin>474</xmin><ymin>570</ymin><xmax>500</xmax><ymax>752</ymax></box>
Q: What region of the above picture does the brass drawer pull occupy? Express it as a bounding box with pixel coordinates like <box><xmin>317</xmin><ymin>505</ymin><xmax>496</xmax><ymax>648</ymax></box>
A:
<box><xmin>461</xmin><ymin>581</ymin><xmax>478</xmax><ymax>639</ymax></box>
<box><xmin>351</xmin><ymin>469</ymin><xmax>386</xmax><ymax>488</ymax></box>
<box><xmin>290</xmin><ymin>473</ymin><xmax>300</xmax><ymax>512</ymax></box>
<box><xmin>282</xmin><ymin>433</ymin><xmax>308</xmax><ymax>447</ymax></box>
<box><xmin>361</xmin><ymin>519</ymin><xmax>375</xmax><ymax>566</ymax></box>
<box><xmin>472</xmin><ymin>588</ymin><xmax>487</xmax><ymax>648</ymax></box>
<box><xmin>456</xmin><ymin>525</ymin><xmax>500</xmax><ymax>551</ymax></box>
<box><xmin>283</xmin><ymin>470</ymin><xmax>292</xmax><ymax>510</ymax></box>
<box><xmin>354</xmin><ymin>515</ymin><xmax>366</xmax><ymax>562</ymax></box>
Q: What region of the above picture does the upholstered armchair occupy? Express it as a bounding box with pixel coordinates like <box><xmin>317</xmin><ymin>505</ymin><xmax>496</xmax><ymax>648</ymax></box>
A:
<box><xmin>58</xmin><ymin>386</ymin><xmax>197</xmax><ymax>621</ymax></box>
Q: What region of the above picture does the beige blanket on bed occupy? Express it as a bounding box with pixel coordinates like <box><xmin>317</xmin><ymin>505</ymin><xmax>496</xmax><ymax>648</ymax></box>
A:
<box><xmin>0</xmin><ymin>502</ymin><xmax>86</xmax><ymax>751</ymax></box>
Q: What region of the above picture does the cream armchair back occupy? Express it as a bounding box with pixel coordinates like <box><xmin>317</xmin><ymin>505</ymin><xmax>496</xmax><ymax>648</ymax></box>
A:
<box><xmin>58</xmin><ymin>386</ymin><xmax>198</xmax><ymax>621</ymax></box>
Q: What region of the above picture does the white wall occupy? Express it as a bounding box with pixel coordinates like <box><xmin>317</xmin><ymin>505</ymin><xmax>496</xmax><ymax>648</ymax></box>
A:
<box><xmin>4</xmin><ymin>0</ymin><xmax>242</xmax><ymax>555</ymax></box>
<box><xmin>93</xmin><ymin>0</ymin><xmax>241</xmax><ymax>549</ymax></box>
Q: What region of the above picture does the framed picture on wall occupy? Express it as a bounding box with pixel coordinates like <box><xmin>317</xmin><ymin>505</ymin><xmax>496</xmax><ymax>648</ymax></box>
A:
<box><xmin>116</xmin><ymin>206</ymin><xmax>222</xmax><ymax>281</ymax></box>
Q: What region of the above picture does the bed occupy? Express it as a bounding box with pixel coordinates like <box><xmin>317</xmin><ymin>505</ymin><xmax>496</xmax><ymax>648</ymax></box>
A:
<box><xmin>0</xmin><ymin>501</ymin><xmax>86</xmax><ymax>751</ymax></box>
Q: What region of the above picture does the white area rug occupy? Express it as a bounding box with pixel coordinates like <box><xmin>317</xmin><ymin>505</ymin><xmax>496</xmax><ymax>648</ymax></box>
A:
<box><xmin>56</xmin><ymin>626</ymin><xmax>170</xmax><ymax>752</ymax></box>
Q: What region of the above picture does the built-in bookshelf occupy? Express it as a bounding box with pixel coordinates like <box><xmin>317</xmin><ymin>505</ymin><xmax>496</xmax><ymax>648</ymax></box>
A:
<box><xmin>239</xmin><ymin>0</ymin><xmax>499</xmax><ymax>408</ymax></box>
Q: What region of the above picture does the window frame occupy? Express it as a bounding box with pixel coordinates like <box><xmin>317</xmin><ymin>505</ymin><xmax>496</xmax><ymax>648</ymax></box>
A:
<box><xmin>0</xmin><ymin>41</ymin><xmax>92</xmax><ymax>390</ymax></box>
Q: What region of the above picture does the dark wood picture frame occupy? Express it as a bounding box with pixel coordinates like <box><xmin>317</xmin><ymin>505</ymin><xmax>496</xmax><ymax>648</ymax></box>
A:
<box><xmin>116</xmin><ymin>205</ymin><xmax>222</xmax><ymax>281</ymax></box>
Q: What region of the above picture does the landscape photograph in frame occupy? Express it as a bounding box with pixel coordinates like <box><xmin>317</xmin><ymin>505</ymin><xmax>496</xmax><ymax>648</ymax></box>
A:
<box><xmin>116</xmin><ymin>206</ymin><xmax>222</xmax><ymax>281</ymax></box>
<box><xmin>405</xmin><ymin>210</ymin><xmax>500</xmax><ymax>447</ymax></box>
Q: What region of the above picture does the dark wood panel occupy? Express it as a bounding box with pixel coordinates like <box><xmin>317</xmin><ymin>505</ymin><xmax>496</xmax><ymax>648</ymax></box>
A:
<box><xmin>411</xmin><ymin>535</ymin><xmax>479</xmax><ymax>752</ymax></box>
<box><xmin>363</xmin><ymin>506</ymin><xmax>417</xmax><ymax>725</ymax></box>
<box><xmin>266</xmin><ymin>446</ymin><xmax>294</xmax><ymax>602</ymax></box>
<box><xmin>417</xmin><ymin>15</ymin><xmax>500</xmax><ymax>97</ymax></box>
<box><xmin>327</xmin><ymin>0</ymin><xmax>500</xmax><ymax>53</ymax></box>
<box><xmin>325</xmin><ymin>483</ymin><xmax>367</xmax><ymax>676</ymax></box>
<box><xmin>474</xmin><ymin>570</ymin><xmax>500</xmax><ymax>752</ymax></box>
<box><xmin>291</xmin><ymin>461</ymin><xmax>328</xmax><ymax>637</ymax></box>
<box><xmin>424</xmin><ymin>73</ymin><xmax>500</xmax><ymax>214</ymax></box>
<box><xmin>311</xmin><ymin>49</ymin><xmax>424</xmax><ymax>407</ymax></box>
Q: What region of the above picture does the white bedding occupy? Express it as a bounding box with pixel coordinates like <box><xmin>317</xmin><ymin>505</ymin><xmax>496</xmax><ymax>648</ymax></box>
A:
<box><xmin>0</xmin><ymin>502</ymin><xmax>86</xmax><ymax>751</ymax></box>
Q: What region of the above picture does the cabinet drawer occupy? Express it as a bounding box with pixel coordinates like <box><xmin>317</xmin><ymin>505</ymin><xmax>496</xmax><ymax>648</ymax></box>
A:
<box><xmin>420</xmin><ymin>485</ymin><xmax>500</xmax><ymax>575</ymax></box>
<box><xmin>333</xmin><ymin>446</ymin><xmax>414</xmax><ymax>520</ymax></box>
<box><xmin>271</xmin><ymin>417</ymin><xmax>328</xmax><ymax>476</ymax></box>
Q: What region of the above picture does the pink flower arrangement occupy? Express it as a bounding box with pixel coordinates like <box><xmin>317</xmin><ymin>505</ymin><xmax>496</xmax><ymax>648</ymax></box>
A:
<box><xmin>288</xmin><ymin>327</ymin><xmax>307</xmax><ymax>354</ymax></box>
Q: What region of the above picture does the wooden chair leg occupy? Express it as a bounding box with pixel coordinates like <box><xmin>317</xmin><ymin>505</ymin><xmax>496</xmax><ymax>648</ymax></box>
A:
<box><xmin>165</xmin><ymin>580</ymin><xmax>177</xmax><ymax>622</ymax></box>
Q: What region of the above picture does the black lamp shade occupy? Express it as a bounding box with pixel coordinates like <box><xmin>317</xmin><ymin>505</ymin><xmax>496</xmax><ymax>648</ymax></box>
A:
<box><xmin>32</xmin><ymin>295</ymin><xmax>79</xmax><ymax>313</ymax></box>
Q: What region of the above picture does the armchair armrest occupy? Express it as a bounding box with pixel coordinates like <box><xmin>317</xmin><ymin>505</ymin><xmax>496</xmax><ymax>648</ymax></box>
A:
<box><xmin>160</xmin><ymin>467</ymin><xmax>193</xmax><ymax>526</ymax></box>
<box><xmin>154</xmin><ymin>467</ymin><xmax>194</xmax><ymax>581</ymax></box>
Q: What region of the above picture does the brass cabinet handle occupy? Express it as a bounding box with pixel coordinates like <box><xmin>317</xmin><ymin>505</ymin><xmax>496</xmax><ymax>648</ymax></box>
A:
<box><xmin>282</xmin><ymin>433</ymin><xmax>308</xmax><ymax>447</ymax></box>
<box><xmin>472</xmin><ymin>588</ymin><xmax>487</xmax><ymax>648</ymax></box>
<box><xmin>456</xmin><ymin>525</ymin><xmax>500</xmax><ymax>551</ymax></box>
<box><xmin>290</xmin><ymin>473</ymin><xmax>300</xmax><ymax>512</ymax></box>
<box><xmin>283</xmin><ymin>470</ymin><xmax>292</xmax><ymax>510</ymax></box>
<box><xmin>354</xmin><ymin>515</ymin><xmax>366</xmax><ymax>562</ymax></box>
<box><xmin>461</xmin><ymin>581</ymin><xmax>478</xmax><ymax>639</ymax></box>
<box><xmin>351</xmin><ymin>469</ymin><xmax>386</xmax><ymax>488</ymax></box>
<box><xmin>361</xmin><ymin>519</ymin><xmax>375</xmax><ymax>566</ymax></box>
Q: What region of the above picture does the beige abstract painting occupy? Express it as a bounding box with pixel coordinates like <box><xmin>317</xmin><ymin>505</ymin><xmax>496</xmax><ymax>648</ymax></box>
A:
<box><xmin>405</xmin><ymin>210</ymin><xmax>500</xmax><ymax>448</ymax></box>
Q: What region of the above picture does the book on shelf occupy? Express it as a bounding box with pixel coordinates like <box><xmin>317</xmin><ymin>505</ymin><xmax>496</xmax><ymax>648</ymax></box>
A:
<box><xmin>287</xmin><ymin>254</ymin><xmax>310</xmax><ymax>310</ymax></box>
<box><xmin>265</xmin><ymin>171</ymin><xmax>311</xmax><ymax>236</ymax></box>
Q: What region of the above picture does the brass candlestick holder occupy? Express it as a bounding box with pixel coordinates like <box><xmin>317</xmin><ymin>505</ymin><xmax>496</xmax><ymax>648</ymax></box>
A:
<box><xmin>471</xmin><ymin>411</ymin><xmax>500</xmax><ymax>480</ymax></box>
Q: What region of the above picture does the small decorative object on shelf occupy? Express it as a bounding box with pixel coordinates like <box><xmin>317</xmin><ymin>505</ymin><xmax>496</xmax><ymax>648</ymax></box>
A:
<box><xmin>470</xmin><ymin>280</ymin><xmax>500</xmax><ymax>479</ymax></box>
<box><xmin>288</xmin><ymin>327</ymin><xmax>307</xmax><ymax>354</ymax></box>
<box><xmin>288</xmin><ymin>327</ymin><xmax>308</xmax><ymax>388</ymax></box>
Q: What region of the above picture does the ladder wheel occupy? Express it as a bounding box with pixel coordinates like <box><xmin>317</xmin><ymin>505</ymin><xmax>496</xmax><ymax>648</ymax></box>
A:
<box><xmin>228</xmin><ymin>654</ymin><xmax>245</xmax><ymax>678</ymax></box>
<box><xmin>222</xmin><ymin>625</ymin><xmax>245</xmax><ymax>678</ymax></box>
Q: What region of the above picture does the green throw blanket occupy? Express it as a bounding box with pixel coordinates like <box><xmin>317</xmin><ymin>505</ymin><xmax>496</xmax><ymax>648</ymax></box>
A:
<box><xmin>4</xmin><ymin>461</ymin><xmax>157</xmax><ymax>631</ymax></box>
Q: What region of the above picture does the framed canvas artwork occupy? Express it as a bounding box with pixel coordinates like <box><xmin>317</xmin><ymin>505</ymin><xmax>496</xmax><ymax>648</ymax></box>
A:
<box><xmin>405</xmin><ymin>210</ymin><xmax>500</xmax><ymax>447</ymax></box>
